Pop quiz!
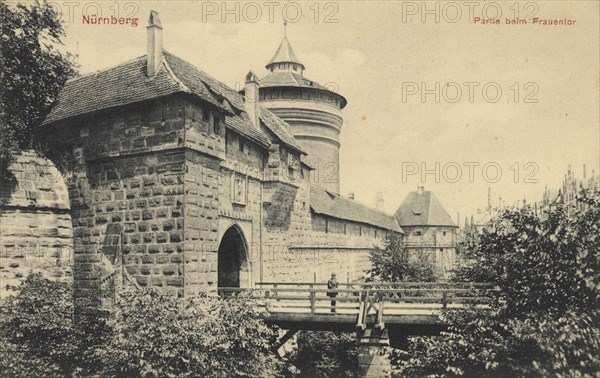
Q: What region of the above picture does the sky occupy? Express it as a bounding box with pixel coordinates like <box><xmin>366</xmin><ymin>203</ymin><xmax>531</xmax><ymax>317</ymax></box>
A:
<box><xmin>39</xmin><ymin>0</ymin><xmax>600</xmax><ymax>223</ymax></box>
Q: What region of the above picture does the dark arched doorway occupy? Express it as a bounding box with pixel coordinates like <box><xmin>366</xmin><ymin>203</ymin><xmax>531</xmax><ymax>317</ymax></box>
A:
<box><xmin>217</xmin><ymin>225</ymin><xmax>249</xmax><ymax>288</ymax></box>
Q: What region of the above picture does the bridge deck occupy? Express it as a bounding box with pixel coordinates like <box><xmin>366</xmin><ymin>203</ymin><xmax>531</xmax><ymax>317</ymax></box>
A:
<box><xmin>219</xmin><ymin>282</ymin><xmax>496</xmax><ymax>332</ymax></box>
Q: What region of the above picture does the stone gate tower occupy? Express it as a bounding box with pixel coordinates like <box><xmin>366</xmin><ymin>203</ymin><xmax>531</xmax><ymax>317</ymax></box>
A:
<box><xmin>258</xmin><ymin>33</ymin><xmax>347</xmax><ymax>194</ymax></box>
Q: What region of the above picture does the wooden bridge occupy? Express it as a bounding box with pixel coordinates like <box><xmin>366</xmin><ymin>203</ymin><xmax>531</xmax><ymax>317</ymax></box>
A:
<box><xmin>218</xmin><ymin>282</ymin><xmax>496</xmax><ymax>376</ymax></box>
<box><xmin>218</xmin><ymin>281</ymin><xmax>497</xmax><ymax>339</ymax></box>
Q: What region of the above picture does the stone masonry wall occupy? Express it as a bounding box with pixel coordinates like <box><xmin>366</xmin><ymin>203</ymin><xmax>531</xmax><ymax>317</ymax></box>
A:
<box><xmin>0</xmin><ymin>151</ymin><xmax>73</xmax><ymax>297</ymax></box>
<box><xmin>38</xmin><ymin>92</ymin><xmax>393</xmax><ymax>313</ymax></box>
<box><xmin>181</xmin><ymin>98</ymin><xmax>225</xmax><ymax>296</ymax></box>
<box><xmin>402</xmin><ymin>225</ymin><xmax>458</xmax><ymax>277</ymax></box>
<box><xmin>183</xmin><ymin>151</ymin><xmax>221</xmax><ymax>296</ymax></box>
<box><xmin>42</xmin><ymin>95</ymin><xmax>220</xmax><ymax>313</ymax></box>
<box><xmin>265</xmin><ymin>228</ymin><xmax>382</xmax><ymax>283</ymax></box>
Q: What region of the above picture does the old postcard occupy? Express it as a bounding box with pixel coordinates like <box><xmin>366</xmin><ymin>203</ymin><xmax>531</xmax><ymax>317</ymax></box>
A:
<box><xmin>1</xmin><ymin>1</ymin><xmax>598</xmax><ymax>377</ymax></box>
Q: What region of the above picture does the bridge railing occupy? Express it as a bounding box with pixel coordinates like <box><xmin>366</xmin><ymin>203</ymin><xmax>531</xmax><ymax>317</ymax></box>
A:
<box><xmin>217</xmin><ymin>282</ymin><xmax>498</xmax><ymax>321</ymax></box>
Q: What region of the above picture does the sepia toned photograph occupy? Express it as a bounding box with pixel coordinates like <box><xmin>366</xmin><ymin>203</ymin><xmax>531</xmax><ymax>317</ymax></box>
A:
<box><xmin>0</xmin><ymin>1</ymin><xmax>598</xmax><ymax>376</ymax></box>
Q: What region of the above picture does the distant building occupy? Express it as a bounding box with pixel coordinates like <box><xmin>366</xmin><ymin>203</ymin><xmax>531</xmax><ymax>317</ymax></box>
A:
<box><xmin>465</xmin><ymin>165</ymin><xmax>599</xmax><ymax>236</ymax></box>
<box><xmin>538</xmin><ymin>165</ymin><xmax>598</xmax><ymax>217</ymax></box>
<box><xmin>466</xmin><ymin>187</ymin><xmax>499</xmax><ymax>233</ymax></box>
<box><xmin>394</xmin><ymin>186</ymin><xmax>458</xmax><ymax>277</ymax></box>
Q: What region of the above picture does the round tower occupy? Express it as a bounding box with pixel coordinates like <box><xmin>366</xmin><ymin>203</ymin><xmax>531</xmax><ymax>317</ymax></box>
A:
<box><xmin>259</xmin><ymin>33</ymin><xmax>347</xmax><ymax>194</ymax></box>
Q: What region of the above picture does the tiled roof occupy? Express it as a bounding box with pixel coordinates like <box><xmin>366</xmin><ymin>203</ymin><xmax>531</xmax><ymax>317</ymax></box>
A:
<box><xmin>260</xmin><ymin>71</ymin><xmax>325</xmax><ymax>90</ymax></box>
<box><xmin>394</xmin><ymin>189</ymin><xmax>457</xmax><ymax>227</ymax></box>
<box><xmin>266</xmin><ymin>37</ymin><xmax>303</xmax><ymax>68</ymax></box>
<box><xmin>166</xmin><ymin>52</ymin><xmax>304</xmax><ymax>152</ymax></box>
<box><xmin>300</xmin><ymin>155</ymin><xmax>315</xmax><ymax>169</ymax></box>
<box><xmin>41</xmin><ymin>50</ymin><xmax>304</xmax><ymax>153</ymax></box>
<box><xmin>41</xmin><ymin>54</ymin><xmax>204</xmax><ymax>125</ymax></box>
<box><xmin>225</xmin><ymin>112</ymin><xmax>270</xmax><ymax>148</ymax></box>
<box><xmin>260</xmin><ymin>108</ymin><xmax>304</xmax><ymax>153</ymax></box>
<box><xmin>259</xmin><ymin>72</ymin><xmax>347</xmax><ymax>108</ymax></box>
<box><xmin>163</xmin><ymin>51</ymin><xmax>245</xmax><ymax>111</ymax></box>
<box><xmin>310</xmin><ymin>186</ymin><xmax>402</xmax><ymax>232</ymax></box>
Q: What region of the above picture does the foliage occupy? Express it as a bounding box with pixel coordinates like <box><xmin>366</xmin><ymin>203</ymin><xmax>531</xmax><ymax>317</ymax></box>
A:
<box><xmin>96</xmin><ymin>289</ymin><xmax>284</xmax><ymax>377</ymax></box>
<box><xmin>0</xmin><ymin>0</ymin><xmax>77</xmax><ymax>162</ymax></box>
<box><xmin>392</xmin><ymin>307</ymin><xmax>599</xmax><ymax>378</ymax></box>
<box><xmin>455</xmin><ymin>193</ymin><xmax>600</xmax><ymax>316</ymax></box>
<box><xmin>0</xmin><ymin>275</ymin><xmax>285</xmax><ymax>377</ymax></box>
<box><xmin>393</xmin><ymin>192</ymin><xmax>600</xmax><ymax>377</ymax></box>
<box><xmin>367</xmin><ymin>232</ymin><xmax>436</xmax><ymax>282</ymax></box>
<box><xmin>0</xmin><ymin>274</ymin><xmax>83</xmax><ymax>376</ymax></box>
<box><xmin>289</xmin><ymin>331</ymin><xmax>360</xmax><ymax>377</ymax></box>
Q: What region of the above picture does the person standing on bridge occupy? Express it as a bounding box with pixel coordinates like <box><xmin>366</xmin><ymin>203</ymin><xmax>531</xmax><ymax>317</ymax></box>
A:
<box><xmin>327</xmin><ymin>273</ymin><xmax>339</xmax><ymax>313</ymax></box>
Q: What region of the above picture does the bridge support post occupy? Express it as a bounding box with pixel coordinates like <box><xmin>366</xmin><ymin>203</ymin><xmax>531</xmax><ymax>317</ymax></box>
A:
<box><xmin>357</xmin><ymin>328</ymin><xmax>391</xmax><ymax>377</ymax></box>
<box><xmin>274</xmin><ymin>329</ymin><xmax>297</xmax><ymax>357</ymax></box>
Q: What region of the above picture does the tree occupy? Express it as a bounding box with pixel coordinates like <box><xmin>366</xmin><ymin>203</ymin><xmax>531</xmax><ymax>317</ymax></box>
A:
<box><xmin>290</xmin><ymin>331</ymin><xmax>360</xmax><ymax>377</ymax></box>
<box><xmin>0</xmin><ymin>275</ymin><xmax>288</xmax><ymax>377</ymax></box>
<box><xmin>0</xmin><ymin>273</ymin><xmax>102</xmax><ymax>377</ymax></box>
<box><xmin>393</xmin><ymin>192</ymin><xmax>600</xmax><ymax>377</ymax></box>
<box><xmin>0</xmin><ymin>0</ymin><xmax>77</xmax><ymax>162</ymax></box>
<box><xmin>367</xmin><ymin>232</ymin><xmax>436</xmax><ymax>282</ymax></box>
<box><xmin>95</xmin><ymin>289</ymin><xmax>286</xmax><ymax>377</ymax></box>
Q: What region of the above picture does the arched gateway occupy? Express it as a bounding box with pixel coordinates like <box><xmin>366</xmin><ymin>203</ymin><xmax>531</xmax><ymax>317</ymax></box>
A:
<box><xmin>217</xmin><ymin>225</ymin><xmax>250</xmax><ymax>288</ymax></box>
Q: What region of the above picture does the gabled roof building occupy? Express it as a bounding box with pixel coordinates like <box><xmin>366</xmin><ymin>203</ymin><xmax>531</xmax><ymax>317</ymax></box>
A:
<box><xmin>395</xmin><ymin>187</ymin><xmax>457</xmax><ymax>228</ymax></box>
<box><xmin>395</xmin><ymin>186</ymin><xmax>458</xmax><ymax>278</ymax></box>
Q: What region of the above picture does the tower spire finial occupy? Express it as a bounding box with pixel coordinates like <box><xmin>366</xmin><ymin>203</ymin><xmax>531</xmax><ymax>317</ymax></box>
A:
<box><xmin>283</xmin><ymin>18</ymin><xmax>287</xmax><ymax>37</ymax></box>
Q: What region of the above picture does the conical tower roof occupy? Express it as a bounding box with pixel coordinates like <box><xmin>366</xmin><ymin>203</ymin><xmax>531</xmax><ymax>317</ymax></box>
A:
<box><xmin>266</xmin><ymin>37</ymin><xmax>304</xmax><ymax>70</ymax></box>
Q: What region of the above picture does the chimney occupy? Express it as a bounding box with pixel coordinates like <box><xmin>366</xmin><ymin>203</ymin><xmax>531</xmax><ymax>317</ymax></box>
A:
<box><xmin>147</xmin><ymin>11</ymin><xmax>163</xmax><ymax>77</ymax></box>
<box><xmin>375</xmin><ymin>192</ymin><xmax>384</xmax><ymax>211</ymax></box>
<box><xmin>348</xmin><ymin>192</ymin><xmax>355</xmax><ymax>200</ymax></box>
<box><xmin>583</xmin><ymin>164</ymin><xmax>587</xmax><ymax>179</ymax></box>
<box><xmin>244</xmin><ymin>71</ymin><xmax>261</xmax><ymax>129</ymax></box>
<box><xmin>417</xmin><ymin>186</ymin><xmax>424</xmax><ymax>194</ymax></box>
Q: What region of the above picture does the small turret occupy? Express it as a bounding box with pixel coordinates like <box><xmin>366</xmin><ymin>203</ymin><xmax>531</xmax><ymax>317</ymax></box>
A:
<box><xmin>266</xmin><ymin>36</ymin><xmax>305</xmax><ymax>74</ymax></box>
<box><xmin>265</xmin><ymin>20</ymin><xmax>305</xmax><ymax>74</ymax></box>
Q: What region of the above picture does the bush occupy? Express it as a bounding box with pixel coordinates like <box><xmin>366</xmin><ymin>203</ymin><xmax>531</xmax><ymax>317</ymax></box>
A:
<box><xmin>367</xmin><ymin>232</ymin><xmax>436</xmax><ymax>282</ymax></box>
<box><xmin>393</xmin><ymin>192</ymin><xmax>600</xmax><ymax>377</ymax></box>
<box><xmin>0</xmin><ymin>275</ymin><xmax>286</xmax><ymax>377</ymax></box>
<box><xmin>289</xmin><ymin>331</ymin><xmax>359</xmax><ymax>377</ymax></box>
<box><xmin>0</xmin><ymin>274</ymin><xmax>78</xmax><ymax>376</ymax></box>
<box><xmin>95</xmin><ymin>289</ymin><xmax>284</xmax><ymax>377</ymax></box>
